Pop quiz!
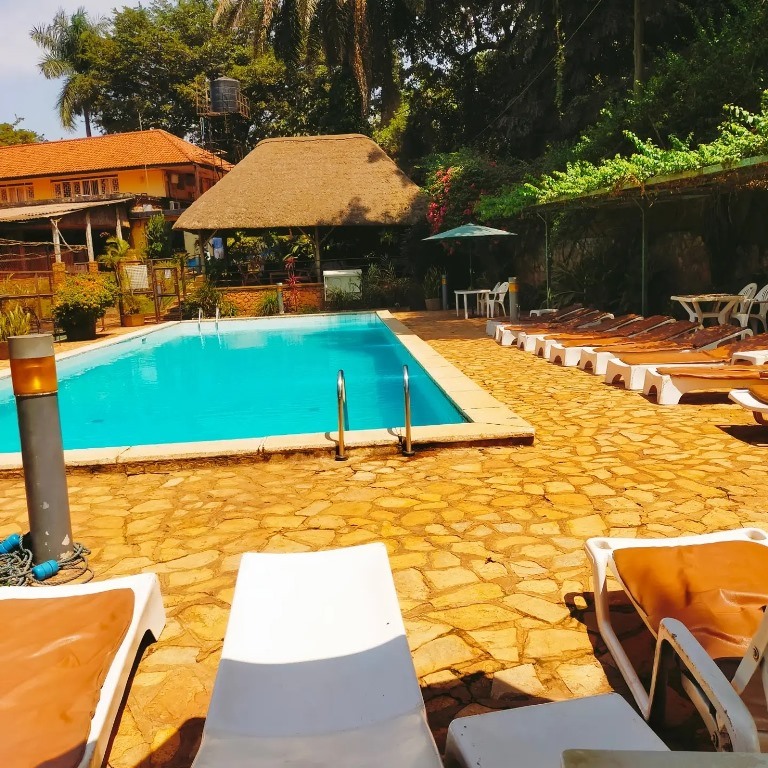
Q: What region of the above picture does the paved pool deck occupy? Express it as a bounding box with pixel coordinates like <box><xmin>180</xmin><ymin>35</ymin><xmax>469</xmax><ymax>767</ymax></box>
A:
<box><xmin>2</xmin><ymin>310</ymin><xmax>767</xmax><ymax>765</ymax></box>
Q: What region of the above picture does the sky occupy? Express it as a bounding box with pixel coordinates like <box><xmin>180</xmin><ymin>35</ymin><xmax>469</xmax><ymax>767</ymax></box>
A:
<box><xmin>0</xmin><ymin>0</ymin><xmax>139</xmax><ymax>141</ymax></box>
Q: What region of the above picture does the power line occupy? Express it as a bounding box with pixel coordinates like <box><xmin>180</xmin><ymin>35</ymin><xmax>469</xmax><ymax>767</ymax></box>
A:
<box><xmin>474</xmin><ymin>0</ymin><xmax>607</xmax><ymax>139</ymax></box>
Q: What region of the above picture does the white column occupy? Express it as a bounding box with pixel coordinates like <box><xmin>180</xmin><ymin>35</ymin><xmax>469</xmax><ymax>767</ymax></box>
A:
<box><xmin>85</xmin><ymin>210</ymin><xmax>95</xmax><ymax>262</ymax></box>
<box><xmin>51</xmin><ymin>220</ymin><xmax>62</xmax><ymax>263</ymax></box>
<box><xmin>115</xmin><ymin>206</ymin><xmax>123</xmax><ymax>241</ymax></box>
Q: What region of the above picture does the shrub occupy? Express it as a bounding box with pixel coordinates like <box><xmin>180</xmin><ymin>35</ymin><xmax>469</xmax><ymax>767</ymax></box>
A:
<box><xmin>326</xmin><ymin>289</ymin><xmax>362</xmax><ymax>311</ymax></box>
<box><xmin>181</xmin><ymin>278</ymin><xmax>237</xmax><ymax>318</ymax></box>
<box><xmin>53</xmin><ymin>273</ymin><xmax>117</xmax><ymax>326</ymax></box>
<box><xmin>259</xmin><ymin>291</ymin><xmax>280</xmax><ymax>316</ymax></box>
<box><xmin>0</xmin><ymin>305</ymin><xmax>32</xmax><ymax>340</ymax></box>
<box><xmin>422</xmin><ymin>266</ymin><xmax>442</xmax><ymax>299</ymax></box>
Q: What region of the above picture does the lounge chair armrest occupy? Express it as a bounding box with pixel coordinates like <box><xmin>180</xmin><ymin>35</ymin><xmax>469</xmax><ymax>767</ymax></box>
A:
<box><xmin>657</xmin><ymin>618</ymin><xmax>760</xmax><ymax>752</ymax></box>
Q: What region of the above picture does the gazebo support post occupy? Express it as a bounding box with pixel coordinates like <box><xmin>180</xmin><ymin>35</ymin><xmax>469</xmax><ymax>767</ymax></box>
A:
<box><xmin>313</xmin><ymin>227</ymin><xmax>322</xmax><ymax>283</ymax></box>
<box><xmin>51</xmin><ymin>219</ymin><xmax>62</xmax><ymax>264</ymax></box>
<box><xmin>633</xmin><ymin>199</ymin><xmax>648</xmax><ymax>316</ymax></box>
<box><xmin>85</xmin><ymin>211</ymin><xmax>95</xmax><ymax>263</ymax></box>
<box><xmin>536</xmin><ymin>212</ymin><xmax>551</xmax><ymax>308</ymax></box>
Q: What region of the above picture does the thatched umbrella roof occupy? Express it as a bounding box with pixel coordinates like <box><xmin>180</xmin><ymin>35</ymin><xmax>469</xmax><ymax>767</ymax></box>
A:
<box><xmin>173</xmin><ymin>134</ymin><xmax>424</xmax><ymax>232</ymax></box>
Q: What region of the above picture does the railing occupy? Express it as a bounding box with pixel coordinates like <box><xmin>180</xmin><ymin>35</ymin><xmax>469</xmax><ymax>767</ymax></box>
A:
<box><xmin>402</xmin><ymin>365</ymin><xmax>415</xmax><ymax>456</ymax></box>
<box><xmin>215</xmin><ymin>305</ymin><xmax>220</xmax><ymax>332</ymax></box>
<box><xmin>197</xmin><ymin>307</ymin><xmax>203</xmax><ymax>332</ymax></box>
<box><xmin>336</xmin><ymin>369</ymin><xmax>348</xmax><ymax>461</ymax></box>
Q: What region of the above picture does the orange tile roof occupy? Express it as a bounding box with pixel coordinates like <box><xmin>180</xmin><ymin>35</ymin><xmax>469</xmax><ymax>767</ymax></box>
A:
<box><xmin>0</xmin><ymin>129</ymin><xmax>232</xmax><ymax>182</ymax></box>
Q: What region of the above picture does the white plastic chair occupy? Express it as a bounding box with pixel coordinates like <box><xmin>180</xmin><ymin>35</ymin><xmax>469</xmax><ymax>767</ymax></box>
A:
<box><xmin>4</xmin><ymin>573</ymin><xmax>165</xmax><ymax>768</ymax></box>
<box><xmin>478</xmin><ymin>282</ymin><xmax>501</xmax><ymax>316</ymax></box>
<box><xmin>585</xmin><ymin>528</ymin><xmax>768</xmax><ymax>752</ymax></box>
<box><xmin>734</xmin><ymin>283</ymin><xmax>768</xmax><ymax>332</ymax></box>
<box><xmin>486</xmin><ymin>281</ymin><xmax>509</xmax><ymax>318</ymax></box>
<box><xmin>192</xmin><ymin>544</ymin><xmax>442</xmax><ymax>768</ymax></box>
<box><xmin>445</xmin><ymin>693</ymin><xmax>668</xmax><ymax>768</ymax></box>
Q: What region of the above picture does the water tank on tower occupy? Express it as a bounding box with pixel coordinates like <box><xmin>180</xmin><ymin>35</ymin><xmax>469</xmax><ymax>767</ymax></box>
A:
<box><xmin>210</xmin><ymin>77</ymin><xmax>241</xmax><ymax>114</ymax></box>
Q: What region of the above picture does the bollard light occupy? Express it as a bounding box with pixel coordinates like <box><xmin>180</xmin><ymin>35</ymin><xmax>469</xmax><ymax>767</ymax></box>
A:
<box><xmin>9</xmin><ymin>334</ymin><xmax>74</xmax><ymax>564</ymax></box>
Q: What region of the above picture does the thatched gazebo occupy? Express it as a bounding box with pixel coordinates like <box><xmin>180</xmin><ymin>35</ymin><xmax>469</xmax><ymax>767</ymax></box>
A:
<box><xmin>173</xmin><ymin>134</ymin><xmax>425</xmax><ymax>278</ymax></box>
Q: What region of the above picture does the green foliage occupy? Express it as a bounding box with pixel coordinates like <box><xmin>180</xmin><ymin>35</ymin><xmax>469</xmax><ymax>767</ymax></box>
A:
<box><xmin>422</xmin><ymin>266</ymin><xmax>442</xmax><ymax>299</ymax></box>
<box><xmin>420</xmin><ymin>150</ymin><xmax>518</xmax><ymax>232</ymax></box>
<box><xmin>0</xmin><ymin>118</ymin><xmax>43</xmax><ymax>147</ymax></box>
<box><xmin>258</xmin><ymin>291</ymin><xmax>280</xmax><ymax>316</ymax></box>
<box><xmin>476</xmin><ymin>93</ymin><xmax>768</xmax><ymax>220</ymax></box>
<box><xmin>0</xmin><ymin>306</ymin><xmax>33</xmax><ymax>341</ymax></box>
<box><xmin>145</xmin><ymin>214</ymin><xmax>172</xmax><ymax>261</ymax></box>
<box><xmin>182</xmin><ymin>278</ymin><xmax>237</xmax><ymax>318</ymax></box>
<box><xmin>360</xmin><ymin>261</ymin><xmax>413</xmax><ymax>308</ymax></box>
<box><xmin>53</xmin><ymin>274</ymin><xmax>118</xmax><ymax>326</ymax></box>
<box><xmin>30</xmin><ymin>7</ymin><xmax>108</xmax><ymax>135</ymax></box>
<box><xmin>326</xmin><ymin>289</ymin><xmax>362</xmax><ymax>311</ymax></box>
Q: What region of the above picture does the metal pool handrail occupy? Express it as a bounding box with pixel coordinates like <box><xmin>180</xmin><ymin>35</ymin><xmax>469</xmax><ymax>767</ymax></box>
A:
<box><xmin>197</xmin><ymin>307</ymin><xmax>203</xmax><ymax>333</ymax></box>
<box><xmin>336</xmin><ymin>369</ymin><xmax>348</xmax><ymax>461</ymax></box>
<box><xmin>215</xmin><ymin>305</ymin><xmax>220</xmax><ymax>332</ymax></box>
<box><xmin>402</xmin><ymin>365</ymin><xmax>415</xmax><ymax>456</ymax></box>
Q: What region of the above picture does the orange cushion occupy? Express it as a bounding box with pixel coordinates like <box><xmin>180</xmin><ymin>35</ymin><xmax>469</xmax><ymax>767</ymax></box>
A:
<box><xmin>613</xmin><ymin>541</ymin><xmax>768</xmax><ymax>662</ymax></box>
<box><xmin>0</xmin><ymin>589</ymin><xmax>135</xmax><ymax>768</ymax></box>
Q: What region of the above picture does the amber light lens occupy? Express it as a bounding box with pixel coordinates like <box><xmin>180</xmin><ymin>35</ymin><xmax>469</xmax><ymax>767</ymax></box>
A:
<box><xmin>10</xmin><ymin>356</ymin><xmax>58</xmax><ymax>396</ymax></box>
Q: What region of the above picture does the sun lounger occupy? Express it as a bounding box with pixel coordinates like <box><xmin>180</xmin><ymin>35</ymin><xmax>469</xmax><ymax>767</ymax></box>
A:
<box><xmin>603</xmin><ymin>329</ymin><xmax>768</xmax><ymax>390</ymax></box>
<box><xmin>531</xmin><ymin>314</ymin><xmax>640</xmax><ymax>358</ymax></box>
<box><xmin>644</xmin><ymin>363</ymin><xmax>768</xmax><ymax>405</ymax></box>
<box><xmin>494</xmin><ymin>306</ymin><xmax>594</xmax><ymax>345</ymax></box>
<box><xmin>192</xmin><ymin>544</ymin><xmax>442</xmax><ymax>768</ymax></box>
<box><xmin>516</xmin><ymin>311</ymin><xmax>614</xmax><ymax>352</ymax></box>
<box><xmin>445</xmin><ymin>693</ymin><xmax>668</xmax><ymax>768</ymax></box>
<box><xmin>585</xmin><ymin>528</ymin><xmax>768</xmax><ymax>752</ymax></box>
<box><xmin>562</xmin><ymin>751</ymin><xmax>768</xmax><ymax>768</ymax></box>
<box><xmin>729</xmin><ymin>383</ymin><xmax>768</xmax><ymax>424</ymax></box>
<box><xmin>3</xmin><ymin>573</ymin><xmax>165</xmax><ymax>768</ymax></box>
<box><xmin>546</xmin><ymin>316</ymin><xmax>673</xmax><ymax>367</ymax></box>
<box><xmin>485</xmin><ymin>303</ymin><xmax>582</xmax><ymax>337</ymax></box>
<box><xmin>570</xmin><ymin>320</ymin><xmax>697</xmax><ymax>373</ymax></box>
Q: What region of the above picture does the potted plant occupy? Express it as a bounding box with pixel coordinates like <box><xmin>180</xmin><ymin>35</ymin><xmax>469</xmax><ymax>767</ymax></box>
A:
<box><xmin>53</xmin><ymin>273</ymin><xmax>117</xmax><ymax>341</ymax></box>
<box><xmin>120</xmin><ymin>291</ymin><xmax>146</xmax><ymax>327</ymax></box>
<box><xmin>0</xmin><ymin>305</ymin><xmax>32</xmax><ymax>359</ymax></box>
<box><xmin>423</xmin><ymin>266</ymin><xmax>443</xmax><ymax>311</ymax></box>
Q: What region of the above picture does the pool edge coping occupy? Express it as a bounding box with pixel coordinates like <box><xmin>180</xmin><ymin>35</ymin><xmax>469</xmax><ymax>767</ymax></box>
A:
<box><xmin>0</xmin><ymin>311</ymin><xmax>534</xmax><ymax>470</ymax></box>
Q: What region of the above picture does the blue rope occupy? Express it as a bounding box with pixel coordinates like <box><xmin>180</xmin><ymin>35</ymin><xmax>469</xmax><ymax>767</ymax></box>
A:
<box><xmin>0</xmin><ymin>540</ymin><xmax>92</xmax><ymax>586</ymax></box>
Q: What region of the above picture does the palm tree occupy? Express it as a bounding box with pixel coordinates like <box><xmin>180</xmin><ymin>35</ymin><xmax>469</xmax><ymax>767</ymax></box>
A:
<box><xmin>30</xmin><ymin>7</ymin><xmax>108</xmax><ymax>137</ymax></box>
<box><xmin>214</xmin><ymin>0</ymin><xmax>417</xmax><ymax>119</ymax></box>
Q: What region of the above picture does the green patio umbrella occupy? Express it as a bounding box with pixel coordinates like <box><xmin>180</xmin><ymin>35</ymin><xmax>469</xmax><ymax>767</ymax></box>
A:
<box><xmin>423</xmin><ymin>223</ymin><xmax>516</xmax><ymax>286</ymax></box>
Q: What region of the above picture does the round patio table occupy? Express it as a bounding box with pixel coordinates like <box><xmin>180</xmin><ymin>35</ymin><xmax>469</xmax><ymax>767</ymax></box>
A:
<box><xmin>671</xmin><ymin>293</ymin><xmax>743</xmax><ymax>326</ymax></box>
<box><xmin>454</xmin><ymin>289</ymin><xmax>490</xmax><ymax>319</ymax></box>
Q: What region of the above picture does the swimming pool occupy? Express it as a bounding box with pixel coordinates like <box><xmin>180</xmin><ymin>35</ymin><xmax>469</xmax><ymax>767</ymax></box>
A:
<box><xmin>0</xmin><ymin>313</ymin><xmax>466</xmax><ymax>452</ymax></box>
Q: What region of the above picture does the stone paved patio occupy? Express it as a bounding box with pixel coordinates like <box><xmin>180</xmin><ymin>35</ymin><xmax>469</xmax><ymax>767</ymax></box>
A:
<box><xmin>2</xmin><ymin>310</ymin><xmax>768</xmax><ymax>765</ymax></box>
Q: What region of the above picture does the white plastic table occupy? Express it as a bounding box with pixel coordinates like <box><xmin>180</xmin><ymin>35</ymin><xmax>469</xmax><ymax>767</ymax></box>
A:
<box><xmin>671</xmin><ymin>293</ymin><xmax>743</xmax><ymax>326</ymax></box>
<box><xmin>454</xmin><ymin>289</ymin><xmax>490</xmax><ymax>319</ymax></box>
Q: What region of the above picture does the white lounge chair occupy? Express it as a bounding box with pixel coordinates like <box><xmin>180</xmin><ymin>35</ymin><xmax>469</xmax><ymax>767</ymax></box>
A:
<box><xmin>192</xmin><ymin>544</ymin><xmax>442</xmax><ymax>768</ymax></box>
<box><xmin>585</xmin><ymin>528</ymin><xmax>768</xmax><ymax>752</ymax></box>
<box><xmin>729</xmin><ymin>384</ymin><xmax>768</xmax><ymax>424</ymax></box>
<box><xmin>733</xmin><ymin>283</ymin><xmax>768</xmax><ymax>332</ymax></box>
<box><xmin>4</xmin><ymin>573</ymin><xmax>165</xmax><ymax>768</ymax></box>
<box><xmin>644</xmin><ymin>364</ymin><xmax>768</xmax><ymax>405</ymax></box>
<box><xmin>445</xmin><ymin>693</ymin><xmax>668</xmax><ymax>768</ymax></box>
<box><xmin>562</xmin><ymin>750</ymin><xmax>768</xmax><ymax>768</ymax></box>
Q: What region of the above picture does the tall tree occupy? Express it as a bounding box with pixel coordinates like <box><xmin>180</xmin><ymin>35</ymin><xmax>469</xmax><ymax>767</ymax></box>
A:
<box><xmin>214</xmin><ymin>0</ymin><xmax>417</xmax><ymax>119</ymax></box>
<box><xmin>0</xmin><ymin>118</ymin><xmax>44</xmax><ymax>146</ymax></box>
<box><xmin>30</xmin><ymin>7</ymin><xmax>108</xmax><ymax>136</ymax></box>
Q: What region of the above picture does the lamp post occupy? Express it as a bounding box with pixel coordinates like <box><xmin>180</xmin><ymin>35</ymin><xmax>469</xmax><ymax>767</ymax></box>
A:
<box><xmin>9</xmin><ymin>334</ymin><xmax>73</xmax><ymax>564</ymax></box>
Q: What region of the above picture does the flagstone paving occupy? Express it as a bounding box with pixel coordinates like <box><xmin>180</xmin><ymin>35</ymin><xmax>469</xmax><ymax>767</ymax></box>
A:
<box><xmin>2</xmin><ymin>310</ymin><xmax>768</xmax><ymax>765</ymax></box>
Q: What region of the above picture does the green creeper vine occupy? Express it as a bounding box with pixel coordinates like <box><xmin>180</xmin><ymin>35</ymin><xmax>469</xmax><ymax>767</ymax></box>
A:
<box><xmin>476</xmin><ymin>92</ymin><xmax>768</xmax><ymax>221</ymax></box>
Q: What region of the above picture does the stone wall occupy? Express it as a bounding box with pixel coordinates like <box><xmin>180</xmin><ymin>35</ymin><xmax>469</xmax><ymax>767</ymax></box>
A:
<box><xmin>218</xmin><ymin>283</ymin><xmax>325</xmax><ymax>317</ymax></box>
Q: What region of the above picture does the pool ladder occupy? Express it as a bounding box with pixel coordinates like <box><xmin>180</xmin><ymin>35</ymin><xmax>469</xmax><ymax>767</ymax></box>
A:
<box><xmin>336</xmin><ymin>370</ymin><xmax>348</xmax><ymax>461</ymax></box>
<box><xmin>215</xmin><ymin>306</ymin><xmax>220</xmax><ymax>332</ymax></box>
<box><xmin>197</xmin><ymin>307</ymin><xmax>203</xmax><ymax>332</ymax></box>
<box><xmin>335</xmin><ymin>366</ymin><xmax>414</xmax><ymax>460</ymax></box>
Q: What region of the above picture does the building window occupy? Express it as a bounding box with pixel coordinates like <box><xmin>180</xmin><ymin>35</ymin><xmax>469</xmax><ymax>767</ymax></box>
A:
<box><xmin>0</xmin><ymin>184</ymin><xmax>34</xmax><ymax>203</ymax></box>
<box><xmin>51</xmin><ymin>176</ymin><xmax>119</xmax><ymax>199</ymax></box>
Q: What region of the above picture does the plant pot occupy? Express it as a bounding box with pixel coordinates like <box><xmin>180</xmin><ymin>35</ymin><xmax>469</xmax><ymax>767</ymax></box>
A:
<box><xmin>121</xmin><ymin>313</ymin><xmax>145</xmax><ymax>327</ymax></box>
<box><xmin>425</xmin><ymin>298</ymin><xmax>442</xmax><ymax>311</ymax></box>
<box><xmin>61</xmin><ymin>317</ymin><xmax>97</xmax><ymax>341</ymax></box>
<box><xmin>0</xmin><ymin>341</ymin><xmax>8</xmax><ymax>360</ymax></box>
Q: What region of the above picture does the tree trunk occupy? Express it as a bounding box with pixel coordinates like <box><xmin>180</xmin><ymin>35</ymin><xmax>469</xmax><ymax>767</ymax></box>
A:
<box><xmin>83</xmin><ymin>106</ymin><xmax>92</xmax><ymax>137</ymax></box>
<box><xmin>634</xmin><ymin>0</ymin><xmax>645</xmax><ymax>91</ymax></box>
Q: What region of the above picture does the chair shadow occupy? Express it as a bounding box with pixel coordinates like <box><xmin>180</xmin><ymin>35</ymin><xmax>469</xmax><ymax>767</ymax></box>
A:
<box><xmin>716</xmin><ymin>423</ymin><xmax>768</xmax><ymax>447</ymax></box>
<box><xmin>564</xmin><ymin>589</ymin><xmax>714</xmax><ymax>752</ymax></box>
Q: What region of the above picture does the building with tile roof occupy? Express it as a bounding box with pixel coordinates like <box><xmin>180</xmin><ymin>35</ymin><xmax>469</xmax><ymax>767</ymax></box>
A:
<box><xmin>0</xmin><ymin>130</ymin><xmax>232</xmax><ymax>268</ymax></box>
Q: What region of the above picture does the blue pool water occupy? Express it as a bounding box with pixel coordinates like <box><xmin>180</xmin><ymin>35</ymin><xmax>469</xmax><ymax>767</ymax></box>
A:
<box><xmin>0</xmin><ymin>314</ymin><xmax>465</xmax><ymax>451</ymax></box>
